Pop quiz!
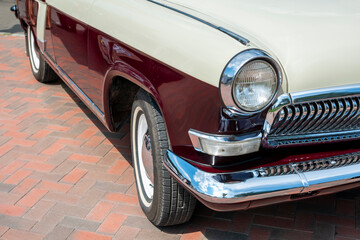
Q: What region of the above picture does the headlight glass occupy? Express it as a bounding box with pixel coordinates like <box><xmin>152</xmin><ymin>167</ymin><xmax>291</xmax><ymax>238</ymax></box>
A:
<box><xmin>233</xmin><ymin>60</ymin><xmax>277</xmax><ymax>112</ymax></box>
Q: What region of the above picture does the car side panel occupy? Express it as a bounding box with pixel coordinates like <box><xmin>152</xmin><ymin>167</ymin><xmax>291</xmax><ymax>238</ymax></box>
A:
<box><xmin>50</xmin><ymin>8</ymin><xmax>99</xmax><ymax>108</ymax></box>
<box><xmin>17</xmin><ymin>0</ymin><xmax>27</xmax><ymax>23</ymax></box>
<box><xmin>77</xmin><ymin>0</ymin><xmax>247</xmax><ymax>88</ymax></box>
<box><xmin>23</xmin><ymin>0</ymin><xmax>267</xmax><ymax>162</ymax></box>
<box><xmin>23</xmin><ymin>2</ymin><xmax>223</xmax><ymax>153</ymax></box>
<box><xmin>84</xmin><ymin>0</ymin><xmax>253</xmax><ymax>150</ymax></box>
<box><xmin>88</xmin><ymin>27</ymin><xmax>222</xmax><ymax>148</ymax></box>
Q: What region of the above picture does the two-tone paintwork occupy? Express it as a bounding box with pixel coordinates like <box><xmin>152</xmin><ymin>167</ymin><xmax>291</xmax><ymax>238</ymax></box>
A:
<box><xmin>46</xmin><ymin>0</ymin><xmax>247</xmax><ymax>89</ymax></box>
<box><xmin>21</xmin><ymin>0</ymin><xmax>226</xmax><ymax>160</ymax></box>
<box><xmin>16</xmin><ymin>0</ymin><xmax>360</xmax><ymax>169</ymax></box>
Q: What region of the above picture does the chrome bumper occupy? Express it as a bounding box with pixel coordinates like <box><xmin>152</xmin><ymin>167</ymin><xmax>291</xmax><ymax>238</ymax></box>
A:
<box><xmin>164</xmin><ymin>150</ymin><xmax>360</xmax><ymax>205</ymax></box>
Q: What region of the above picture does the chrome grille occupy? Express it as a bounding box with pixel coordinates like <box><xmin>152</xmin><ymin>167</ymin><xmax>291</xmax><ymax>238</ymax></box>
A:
<box><xmin>256</xmin><ymin>151</ymin><xmax>360</xmax><ymax>177</ymax></box>
<box><xmin>268</xmin><ymin>97</ymin><xmax>360</xmax><ymax>146</ymax></box>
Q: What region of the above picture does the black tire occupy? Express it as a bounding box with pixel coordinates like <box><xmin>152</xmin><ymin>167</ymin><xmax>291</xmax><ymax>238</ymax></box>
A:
<box><xmin>27</xmin><ymin>26</ymin><xmax>58</xmax><ymax>83</ymax></box>
<box><xmin>131</xmin><ymin>90</ymin><xmax>196</xmax><ymax>226</ymax></box>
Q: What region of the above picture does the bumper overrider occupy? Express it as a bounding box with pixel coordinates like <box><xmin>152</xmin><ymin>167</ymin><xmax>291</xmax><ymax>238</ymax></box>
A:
<box><xmin>164</xmin><ymin>150</ymin><xmax>360</xmax><ymax>211</ymax></box>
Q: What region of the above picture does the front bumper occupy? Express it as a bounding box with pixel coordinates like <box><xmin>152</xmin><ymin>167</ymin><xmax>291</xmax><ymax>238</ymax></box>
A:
<box><xmin>164</xmin><ymin>150</ymin><xmax>360</xmax><ymax>210</ymax></box>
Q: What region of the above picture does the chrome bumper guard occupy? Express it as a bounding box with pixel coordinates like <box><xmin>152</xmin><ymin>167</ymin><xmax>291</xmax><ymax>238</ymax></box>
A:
<box><xmin>164</xmin><ymin>150</ymin><xmax>360</xmax><ymax>204</ymax></box>
<box><xmin>188</xmin><ymin>129</ymin><xmax>262</xmax><ymax>157</ymax></box>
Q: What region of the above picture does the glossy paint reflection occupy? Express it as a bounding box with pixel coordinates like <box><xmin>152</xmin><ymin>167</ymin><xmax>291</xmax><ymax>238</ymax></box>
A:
<box><xmin>50</xmin><ymin>8</ymin><xmax>100</xmax><ymax>107</ymax></box>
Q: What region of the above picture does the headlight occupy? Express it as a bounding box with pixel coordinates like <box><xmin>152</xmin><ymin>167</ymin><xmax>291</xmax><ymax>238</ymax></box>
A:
<box><xmin>233</xmin><ymin>60</ymin><xmax>277</xmax><ymax>112</ymax></box>
<box><xmin>220</xmin><ymin>49</ymin><xmax>283</xmax><ymax>115</ymax></box>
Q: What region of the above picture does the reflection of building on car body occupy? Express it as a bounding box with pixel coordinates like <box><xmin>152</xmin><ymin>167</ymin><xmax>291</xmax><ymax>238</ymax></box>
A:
<box><xmin>11</xmin><ymin>0</ymin><xmax>360</xmax><ymax>226</ymax></box>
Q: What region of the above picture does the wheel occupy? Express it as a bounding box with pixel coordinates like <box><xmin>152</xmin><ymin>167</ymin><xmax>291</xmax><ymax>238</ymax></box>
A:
<box><xmin>131</xmin><ymin>90</ymin><xmax>196</xmax><ymax>226</ymax></box>
<box><xmin>27</xmin><ymin>26</ymin><xmax>58</xmax><ymax>83</ymax></box>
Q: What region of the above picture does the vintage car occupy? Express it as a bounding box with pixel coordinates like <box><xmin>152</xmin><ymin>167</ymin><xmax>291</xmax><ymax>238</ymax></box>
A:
<box><xmin>11</xmin><ymin>0</ymin><xmax>360</xmax><ymax>226</ymax></box>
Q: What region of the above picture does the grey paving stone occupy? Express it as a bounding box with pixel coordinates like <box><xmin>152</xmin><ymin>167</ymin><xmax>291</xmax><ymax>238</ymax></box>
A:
<box><xmin>0</xmin><ymin>215</ymin><xmax>36</xmax><ymax>230</ymax></box>
<box><xmin>123</xmin><ymin>216</ymin><xmax>159</xmax><ymax>230</ymax></box>
<box><xmin>0</xmin><ymin>183</ymin><xmax>15</xmax><ymax>192</ymax></box>
<box><xmin>203</xmin><ymin>229</ymin><xmax>247</xmax><ymax>240</ymax></box>
<box><xmin>59</xmin><ymin>216</ymin><xmax>100</xmax><ymax>232</ymax></box>
<box><xmin>92</xmin><ymin>181</ymin><xmax>129</xmax><ymax>193</ymax></box>
<box><xmin>50</xmin><ymin>203</ymin><xmax>90</xmax><ymax>218</ymax></box>
<box><xmin>135</xmin><ymin>229</ymin><xmax>180</xmax><ymax>240</ymax></box>
<box><xmin>44</xmin><ymin>225</ymin><xmax>74</xmax><ymax>240</ymax></box>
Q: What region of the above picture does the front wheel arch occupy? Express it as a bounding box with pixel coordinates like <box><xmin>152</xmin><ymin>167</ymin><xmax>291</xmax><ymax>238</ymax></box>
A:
<box><xmin>103</xmin><ymin>69</ymin><xmax>165</xmax><ymax>133</ymax></box>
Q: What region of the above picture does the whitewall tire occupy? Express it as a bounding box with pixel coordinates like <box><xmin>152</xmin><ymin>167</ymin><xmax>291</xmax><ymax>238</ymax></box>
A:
<box><xmin>26</xmin><ymin>25</ymin><xmax>57</xmax><ymax>83</ymax></box>
<box><xmin>131</xmin><ymin>90</ymin><xmax>196</xmax><ymax>226</ymax></box>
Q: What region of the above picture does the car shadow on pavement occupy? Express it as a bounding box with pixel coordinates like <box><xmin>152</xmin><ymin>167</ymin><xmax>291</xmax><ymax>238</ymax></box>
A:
<box><xmin>0</xmin><ymin>24</ymin><xmax>23</xmax><ymax>34</ymax></box>
<box><xmin>56</xmin><ymin>75</ymin><xmax>360</xmax><ymax>239</ymax></box>
<box><xmin>58</xmin><ymin>80</ymin><xmax>133</xmax><ymax>163</ymax></box>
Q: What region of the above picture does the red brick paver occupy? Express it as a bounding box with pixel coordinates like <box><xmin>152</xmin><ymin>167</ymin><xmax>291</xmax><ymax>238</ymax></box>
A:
<box><xmin>1</xmin><ymin>34</ymin><xmax>360</xmax><ymax>240</ymax></box>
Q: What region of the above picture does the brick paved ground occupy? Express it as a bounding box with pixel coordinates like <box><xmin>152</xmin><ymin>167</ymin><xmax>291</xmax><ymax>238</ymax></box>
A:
<box><xmin>0</xmin><ymin>34</ymin><xmax>360</xmax><ymax>240</ymax></box>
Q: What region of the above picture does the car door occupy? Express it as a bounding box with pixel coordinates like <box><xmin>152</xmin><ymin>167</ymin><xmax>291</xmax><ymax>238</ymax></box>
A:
<box><xmin>45</xmin><ymin>0</ymin><xmax>103</xmax><ymax>111</ymax></box>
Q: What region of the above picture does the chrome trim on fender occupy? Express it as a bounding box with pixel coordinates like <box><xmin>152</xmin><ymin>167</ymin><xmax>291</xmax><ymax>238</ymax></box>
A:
<box><xmin>220</xmin><ymin>49</ymin><xmax>285</xmax><ymax>116</ymax></box>
<box><xmin>188</xmin><ymin>129</ymin><xmax>261</xmax><ymax>156</ymax></box>
<box><xmin>146</xmin><ymin>0</ymin><xmax>250</xmax><ymax>46</ymax></box>
<box><xmin>164</xmin><ymin>150</ymin><xmax>360</xmax><ymax>204</ymax></box>
<box><xmin>291</xmin><ymin>84</ymin><xmax>360</xmax><ymax>104</ymax></box>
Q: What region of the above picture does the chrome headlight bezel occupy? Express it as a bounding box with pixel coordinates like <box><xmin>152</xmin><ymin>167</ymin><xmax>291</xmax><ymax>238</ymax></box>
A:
<box><xmin>220</xmin><ymin>49</ymin><xmax>285</xmax><ymax>116</ymax></box>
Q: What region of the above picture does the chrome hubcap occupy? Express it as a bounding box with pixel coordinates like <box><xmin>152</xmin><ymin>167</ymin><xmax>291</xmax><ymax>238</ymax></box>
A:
<box><xmin>142</xmin><ymin>133</ymin><xmax>154</xmax><ymax>183</ymax></box>
<box><xmin>137</xmin><ymin>113</ymin><xmax>154</xmax><ymax>200</ymax></box>
<box><xmin>29</xmin><ymin>29</ymin><xmax>40</xmax><ymax>71</ymax></box>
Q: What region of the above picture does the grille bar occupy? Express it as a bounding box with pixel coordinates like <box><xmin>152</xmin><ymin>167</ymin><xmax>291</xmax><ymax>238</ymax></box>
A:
<box><xmin>270</xmin><ymin>97</ymin><xmax>360</xmax><ymax>137</ymax></box>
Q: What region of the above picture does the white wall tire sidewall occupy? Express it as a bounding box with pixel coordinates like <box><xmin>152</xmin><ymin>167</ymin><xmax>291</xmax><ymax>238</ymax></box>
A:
<box><xmin>132</xmin><ymin>106</ymin><xmax>153</xmax><ymax>208</ymax></box>
<box><xmin>28</xmin><ymin>27</ymin><xmax>40</xmax><ymax>74</ymax></box>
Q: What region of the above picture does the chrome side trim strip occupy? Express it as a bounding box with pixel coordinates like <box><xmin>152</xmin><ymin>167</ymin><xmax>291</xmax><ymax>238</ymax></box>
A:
<box><xmin>56</xmin><ymin>65</ymin><xmax>105</xmax><ymax>118</ymax></box>
<box><xmin>146</xmin><ymin>0</ymin><xmax>250</xmax><ymax>46</ymax></box>
<box><xmin>164</xmin><ymin>150</ymin><xmax>360</xmax><ymax>204</ymax></box>
<box><xmin>42</xmin><ymin>51</ymin><xmax>105</xmax><ymax>119</ymax></box>
<box><xmin>217</xmin><ymin>27</ymin><xmax>250</xmax><ymax>46</ymax></box>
